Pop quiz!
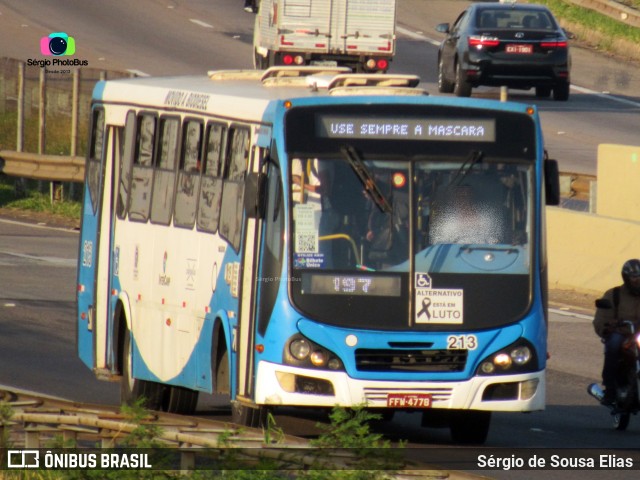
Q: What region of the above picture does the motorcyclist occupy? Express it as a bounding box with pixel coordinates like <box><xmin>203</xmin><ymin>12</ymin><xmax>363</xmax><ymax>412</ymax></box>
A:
<box><xmin>593</xmin><ymin>259</ymin><xmax>640</xmax><ymax>405</ymax></box>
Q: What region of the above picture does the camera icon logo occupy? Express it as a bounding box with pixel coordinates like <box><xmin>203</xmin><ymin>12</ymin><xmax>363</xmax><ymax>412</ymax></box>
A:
<box><xmin>40</xmin><ymin>32</ymin><xmax>76</xmax><ymax>56</ymax></box>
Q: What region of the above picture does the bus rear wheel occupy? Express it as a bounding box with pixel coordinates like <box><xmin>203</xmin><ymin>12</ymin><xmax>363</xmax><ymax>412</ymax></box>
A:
<box><xmin>449</xmin><ymin>410</ymin><xmax>491</xmax><ymax>444</ymax></box>
<box><xmin>163</xmin><ymin>386</ymin><xmax>199</xmax><ymax>415</ymax></box>
<box><xmin>121</xmin><ymin>328</ymin><xmax>163</xmax><ymax>410</ymax></box>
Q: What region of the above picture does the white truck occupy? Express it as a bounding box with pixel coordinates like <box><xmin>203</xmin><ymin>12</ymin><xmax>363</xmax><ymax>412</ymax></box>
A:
<box><xmin>252</xmin><ymin>0</ymin><xmax>396</xmax><ymax>72</ymax></box>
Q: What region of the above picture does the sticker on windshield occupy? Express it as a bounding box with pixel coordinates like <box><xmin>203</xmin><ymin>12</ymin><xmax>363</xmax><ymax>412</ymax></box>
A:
<box><xmin>294</xmin><ymin>204</ymin><xmax>320</xmax><ymax>254</ymax></box>
<box><xmin>294</xmin><ymin>253</ymin><xmax>325</xmax><ymax>269</ymax></box>
<box><xmin>415</xmin><ymin>273</ymin><xmax>464</xmax><ymax>324</ymax></box>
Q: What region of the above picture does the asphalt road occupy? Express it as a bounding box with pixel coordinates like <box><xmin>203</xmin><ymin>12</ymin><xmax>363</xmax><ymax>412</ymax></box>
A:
<box><xmin>0</xmin><ymin>0</ymin><xmax>638</xmax><ymax>175</ymax></box>
<box><xmin>1</xmin><ymin>218</ymin><xmax>638</xmax><ymax>480</ymax></box>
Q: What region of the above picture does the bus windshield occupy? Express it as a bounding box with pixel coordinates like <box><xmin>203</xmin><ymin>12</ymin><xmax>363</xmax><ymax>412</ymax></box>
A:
<box><xmin>290</xmin><ymin>153</ymin><xmax>532</xmax><ymax>331</ymax></box>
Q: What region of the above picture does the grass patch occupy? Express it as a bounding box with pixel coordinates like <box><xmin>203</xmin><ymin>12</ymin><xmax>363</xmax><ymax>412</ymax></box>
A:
<box><xmin>0</xmin><ymin>177</ymin><xmax>81</xmax><ymax>220</ymax></box>
<box><xmin>526</xmin><ymin>0</ymin><xmax>640</xmax><ymax>61</ymax></box>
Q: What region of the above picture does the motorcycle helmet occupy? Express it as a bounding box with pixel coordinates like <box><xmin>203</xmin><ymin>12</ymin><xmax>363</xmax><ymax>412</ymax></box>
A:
<box><xmin>622</xmin><ymin>259</ymin><xmax>640</xmax><ymax>295</ymax></box>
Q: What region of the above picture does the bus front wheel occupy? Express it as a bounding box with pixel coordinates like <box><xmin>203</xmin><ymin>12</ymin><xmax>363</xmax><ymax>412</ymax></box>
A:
<box><xmin>449</xmin><ymin>410</ymin><xmax>491</xmax><ymax>444</ymax></box>
<box><xmin>231</xmin><ymin>400</ymin><xmax>270</xmax><ymax>428</ymax></box>
<box><xmin>121</xmin><ymin>328</ymin><xmax>163</xmax><ymax>410</ymax></box>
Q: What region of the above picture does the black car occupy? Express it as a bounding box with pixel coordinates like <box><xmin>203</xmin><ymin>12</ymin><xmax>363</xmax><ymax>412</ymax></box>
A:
<box><xmin>436</xmin><ymin>2</ymin><xmax>571</xmax><ymax>101</ymax></box>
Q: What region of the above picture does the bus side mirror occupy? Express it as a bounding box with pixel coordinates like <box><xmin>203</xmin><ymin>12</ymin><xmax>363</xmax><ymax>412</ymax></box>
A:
<box><xmin>544</xmin><ymin>158</ymin><xmax>560</xmax><ymax>206</ymax></box>
<box><xmin>244</xmin><ymin>172</ymin><xmax>267</xmax><ymax>219</ymax></box>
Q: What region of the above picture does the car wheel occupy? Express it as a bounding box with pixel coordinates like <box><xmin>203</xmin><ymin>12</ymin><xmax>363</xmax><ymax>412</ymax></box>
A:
<box><xmin>535</xmin><ymin>86</ymin><xmax>551</xmax><ymax>98</ymax></box>
<box><xmin>438</xmin><ymin>57</ymin><xmax>454</xmax><ymax>93</ymax></box>
<box><xmin>453</xmin><ymin>62</ymin><xmax>472</xmax><ymax>97</ymax></box>
<box><xmin>553</xmin><ymin>82</ymin><xmax>570</xmax><ymax>101</ymax></box>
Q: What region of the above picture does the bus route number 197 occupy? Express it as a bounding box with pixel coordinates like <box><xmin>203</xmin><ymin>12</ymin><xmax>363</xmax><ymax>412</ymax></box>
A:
<box><xmin>447</xmin><ymin>335</ymin><xmax>478</xmax><ymax>350</ymax></box>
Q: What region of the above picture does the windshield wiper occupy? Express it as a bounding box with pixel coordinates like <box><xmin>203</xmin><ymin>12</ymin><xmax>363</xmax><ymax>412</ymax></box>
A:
<box><xmin>449</xmin><ymin>150</ymin><xmax>484</xmax><ymax>187</ymax></box>
<box><xmin>341</xmin><ymin>145</ymin><xmax>392</xmax><ymax>214</ymax></box>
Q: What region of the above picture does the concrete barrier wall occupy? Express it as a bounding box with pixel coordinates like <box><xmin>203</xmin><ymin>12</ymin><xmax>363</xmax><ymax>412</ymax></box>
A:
<box><xmin>548</xmin><ymin>144</ymin><xmax>640</xmax><ymax>295</ymax></box>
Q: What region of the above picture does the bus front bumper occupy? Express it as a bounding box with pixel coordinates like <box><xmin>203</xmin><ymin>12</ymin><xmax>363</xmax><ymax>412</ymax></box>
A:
<box><xmin>254</xmin><ymin>361</ymin><xmax>545</xmax><ymax>412</ymax></box>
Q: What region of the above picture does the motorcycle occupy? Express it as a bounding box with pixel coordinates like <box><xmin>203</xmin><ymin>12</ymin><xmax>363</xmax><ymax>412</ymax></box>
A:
<box><xmin>588</xmin><ymin>299</ymin><xmax>640</xmax><ymax>430</ymax></box>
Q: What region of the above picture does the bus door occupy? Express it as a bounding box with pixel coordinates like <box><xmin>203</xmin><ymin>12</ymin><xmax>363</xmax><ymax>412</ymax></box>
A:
<box><xmin>220</xmin><ymin>128</ymin><xmax>263</xmax><ymax>402</ymax></box>
<box><xmin>78</xmin><ymin>109</ymin><xmax>128</xmax><ymax>373</ymax></box>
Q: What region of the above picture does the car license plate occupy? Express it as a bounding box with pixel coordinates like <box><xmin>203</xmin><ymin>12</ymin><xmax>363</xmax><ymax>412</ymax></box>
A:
<box><xmin>506</xmin><ymin>44</ymin><xmax>533</xmax><ymax>54</ymax></box>
<box><xmin>387</xmin><ymin>393</ymin><xmax>432</xmax><ymax>408</ymax></box>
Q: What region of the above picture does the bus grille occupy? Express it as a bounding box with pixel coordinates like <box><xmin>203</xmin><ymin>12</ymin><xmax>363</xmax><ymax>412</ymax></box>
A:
<box><xmin>355</xmin><ymin>349</ymin><xmax>467</xmax><ymax>372</ymax></box>
<box><xmin>363</xmin><ymin>386</ymin><xmax>454</xmax><ymax>404</ymax></box>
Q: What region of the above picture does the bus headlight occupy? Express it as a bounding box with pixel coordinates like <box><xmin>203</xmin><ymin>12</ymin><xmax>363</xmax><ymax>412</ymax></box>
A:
<box><xmin>310</xmin><ymin>351</ymin><xmax>326</xmax><ymax>367</ymax></box>
<box><xmin>476</xmin><ymin>339</ymin><xmax>538</xmax><ymax>376</ymax></box>
<box><xmin>290</xmin><ymin>338</ymin><xmax>311</xmax><ymax>360</ymax></box>
<box><xmin>284</xmin><ymin>334</ymin><xmax>344</xmax><ymax>371</ymax></box>
<box><xmin>510</xmin><ymin>346</ymin><xmax>532</xmax><ymax>365</ymax></box>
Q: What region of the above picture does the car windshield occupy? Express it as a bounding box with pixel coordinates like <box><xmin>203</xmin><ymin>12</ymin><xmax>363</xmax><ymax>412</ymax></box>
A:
<box><xmin>476</xmin><ymin>9</ymin><xmax>556</xmax><ymax>30</ymax></box>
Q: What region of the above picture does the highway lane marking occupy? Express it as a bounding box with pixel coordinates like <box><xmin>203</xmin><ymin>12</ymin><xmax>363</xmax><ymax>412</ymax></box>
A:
<box><xmin>396</xmin><ymin>26</ymin><xmax>640</xmax><ymax>108</ymax></box>
<box><xmin>549</xmin><ymin>307</ymin><xmax>592</xmax><ymax>322</ymax></box>
<box><xmin>0</xmin><ymin>217</ymin><xmax>78</xmax><ymax>233</ymax></box>
<box><xmin>0</xmin><ymin>250</ymin><xmax>76</xmax><ymax>267</ymax></box>
<box><xmin>190</xmin><ymin>19</ymin><xmax>214</xmax><ymax>29</ymax></box>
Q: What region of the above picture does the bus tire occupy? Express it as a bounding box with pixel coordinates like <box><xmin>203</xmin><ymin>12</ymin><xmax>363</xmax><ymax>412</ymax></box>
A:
<box><xmin>121</xmin><ymin>328</ymin><xmax>163</xmax><ymax>410</ymax></box>
<box><xmin>231</xmin><ymin>400</ymin><xmax>270</xmax><ymax>428</ymax></box>
<box><xmin>214</xmin><ymin>346</ymin><xmax>230</xmax><ymax>395</ymax></box>
<box><xmin>163</xmin><ymin>386</ymin><xmax>198</xmax><ymax>415</ymax></box>
<box><xmin>449</xmin><ymin>410</ymin><xmax>491</xmax><ymax>444</ymax></box>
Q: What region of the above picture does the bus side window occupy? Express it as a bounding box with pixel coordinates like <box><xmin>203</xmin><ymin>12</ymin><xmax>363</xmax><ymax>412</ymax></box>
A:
<box><xmin>175</xmin><ymin>119</ymin><xmax>204</xmax><ymax>228</ymax></box>
<box><xmin>117</xmin><ymin>111</ymin><xmax>136</xmax><ymax>219</ymax></box>
<box><xmin>151</xmin><ymin>117</ymin><xmax>180</xmax><ymax>225</ymax></box>
<box><xmin>219</xmin><ymin>126</ymin><xmax>250</xmax><ymax>251</ymax></box>
<box><xmin>86</xmin><ymin>107</ymin><xmax>105</xmax><ymax>215</ymax></box>
<box><xmin>129</xmin><ymin>113</ymin><xmax>157</xmax><ymax>222</ymax></box>
<box><xmin>197</xmin><ymin>122</ymin><xmax>226</xmax><ymax>233</ymax></box>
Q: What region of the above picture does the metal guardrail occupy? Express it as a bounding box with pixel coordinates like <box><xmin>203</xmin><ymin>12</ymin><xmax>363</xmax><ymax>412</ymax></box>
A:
<box><xmin>0</xmin><ymin>387</ymin><xmax>455</xmax><ymax>477</ymax></box>
<box><xmin>0</xmin><ymin>150</ymin><xmax>84</xmax><ymax>183</ymax></box>
<box><xmin>566</xmin><ymin>0</ymin><xmax>640</xmax><ymax>28</ymax></box>
<box><xmin>0</xmin><ymin>387</ymin><xmax>300</xmax><ymax>449</ymax></box>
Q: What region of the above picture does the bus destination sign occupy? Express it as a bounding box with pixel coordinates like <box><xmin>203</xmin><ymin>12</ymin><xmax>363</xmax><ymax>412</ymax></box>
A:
<box><xmin>316</xmin><ymin>116</ymin><xmax>496</xmax><ymax>142</ymax></box>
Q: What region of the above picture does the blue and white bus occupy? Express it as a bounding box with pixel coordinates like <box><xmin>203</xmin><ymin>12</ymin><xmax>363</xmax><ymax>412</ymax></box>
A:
<box><xmin>77</xmin><ymin>67</ymin><xmax>559</xmax><ymax>444</ymax></box>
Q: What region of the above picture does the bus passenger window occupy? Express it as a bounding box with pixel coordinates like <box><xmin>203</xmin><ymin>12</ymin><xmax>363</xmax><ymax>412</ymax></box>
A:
<box><xmin>197</xmin><ymin>123</ymin><xmax>226</xmax><ymax>233</ymax></box>
<box><xmin>226</xmin><ymin>127</ymin><xmax>250</xmax><ymax>180</ymax></box>
<box><xmin>175</xmin><ymin>120</ymin><xmax>204</xmax><ymax>228</ymax></box>
<box><xmin>219</xmin><ymin>126</ymin><xmax>251</xmax><ymax>251</ymax></box>
<box><xmin>129</xmin><ymin>114</ymin><xmax>157</xmax><ymax>222</ymax></box>
<box><xmin>117</xmin><ymin>111</ymin><xmax>136</xmax><ymax>219</ymax></box>
<box><xmin>151</xmin><ymin>117</ymin><xmax>180</xmax><ymax>225</ymax></box>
